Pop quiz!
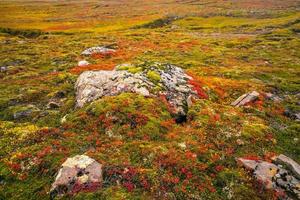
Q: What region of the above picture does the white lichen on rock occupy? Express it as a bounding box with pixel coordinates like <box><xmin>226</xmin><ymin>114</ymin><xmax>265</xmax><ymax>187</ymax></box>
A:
<box><xmin>75</xmin><ymin>63</ymin><xmax>199</xmax><ymax>117</ymax></box>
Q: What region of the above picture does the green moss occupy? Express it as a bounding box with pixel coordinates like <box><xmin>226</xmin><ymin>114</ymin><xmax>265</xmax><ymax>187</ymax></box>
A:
<box><xmin>146</xmin><ymin>70</ymin><xmax>160</xmax><ymax>82</ymax></box>
<box><xmin>242</xmin><ymin>123</ymin><xmax>269</xmax><ymax>139</ymax></box>
<box><xmin>117</xmin><ymin>64</ymin><xmax>143</xmax><ymax>74</ymax></box>
<box><xmin>0</xmin><ymin>27</ymin><xmax>43</xmax><ymax>38</ymax></box>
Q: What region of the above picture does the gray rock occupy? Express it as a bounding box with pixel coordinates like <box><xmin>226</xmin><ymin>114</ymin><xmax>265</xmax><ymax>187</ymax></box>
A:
<box><xmin>237</xmin><ymin>157</ymin><xmax>300</xmax><ymax>199</ymax></box>
<box><xmin>47</xmin><ymin>101</ymin><xmax>60</xmax><ymax>109</ymax></box>
<box><xmin>78</xmin><ymin>60</ymin><xmax>90</xmax><ymax>67</ymax></box>
<box><xmin>50</xmin><ymin>155</ymin><xmax>102</xmax><ymax>198</ymax></box>
<box><xmin>275</xmin><ymin>154</ymin><xmax>300</xmax><ymax>179</ymax></box>
<box><xmin>253</xmin><ymin>161</ymin><xmax>278</xmax><ymax>189</ymax></box>
<box><xmin>237</xmin><ymin>158</ymin><xmax>258</xmax><ymax>170</ymax></box>
<box><xmin>231</xmin><ymin>91</ymin><xmax>259</xmax><ymax>107</ymax></box>
<box><xmin>13</xmin><ymin>105</ymin><xmax>40</xmax><ymax>120</ymax></box>
<box><xmin>81</xmin><ymin>46</ymin><xmax>116</xmax><ymax>56</ymax></box>
<box><xmin>284</xmin><ymin>109</ymin><xmax>300</xmax><ymax>121</ymax></box>
<box><xmin>265</xmin><ymin>92</ymin><xmax>282</xmax><ymax>102</ymax></box>
<box><xmin>295</xmin><ymin>113</ymin><xmax>300</xmax><ymax>121</ymax></box>
<box><xmin>0</xmin><ymin>66</ymin><xmax>7</xmax><ymax>72</ymax></box>
<box><xmin>75</xmin><ymin>63</ymin><xmax>199</xmax><ymax>116</ymax></box>
<box><xmin>238</xmin><ymin>158</ymin><xmax>279</xmax><ymax>189</ymax></box>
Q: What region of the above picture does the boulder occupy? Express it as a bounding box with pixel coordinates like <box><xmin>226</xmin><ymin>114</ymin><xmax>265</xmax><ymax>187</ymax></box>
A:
<box><xmin>253</xmin><ymin>161</ymin><xmax>278</xmax><ymax>189</ymax></box>
<box><xmin>231</xmin><ymin>91</ymin><xmax>259</xmax><ymax>107</ymax></box>
<box><xmin>81</xmin><ymin>46</ymin><xmax>116</xmax><ymax>56</ymax></box>
<box><xmin>275</xmin><ymin>154</ymin><xmax>300</xmax><ymax>179</ymax></box>
<box><xmin>75</xmin><ymin>63</ymin><xmax>199</xmax><ymax>117</ymax></box>
<box><xmin>237</xmin><ymin>157</ymin><xmax>300</xmax><ymax>199</ymax></box>
<box><xmin>50</xmin><ymin>155</ymin><xmax>102</xmax><ymax>198</ymax></box>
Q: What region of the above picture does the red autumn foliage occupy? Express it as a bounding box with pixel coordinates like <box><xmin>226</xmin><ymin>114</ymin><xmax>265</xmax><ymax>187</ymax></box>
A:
<box><xmin>70</xmin><ymin>63</ymin><xmax>116</xmax><ymax>74</ymax></box>
<box><xmin>225</xmin><ymin>147</ymin><xmax>235</xmax><ymax>155</ymax></box>
<box><xmin>211</xmin><ymin>154</ymin><xmax>221</xmax><ymax>162</ymax></box>
<box><xmin>242</xmin><ymin>154</ymin><xmax>261</xmax><ymax>161</ymax></box>
<box><xmin>264</xmin><ymin>152</ymin><xmax>277</xmax><ymax>162</ymax></box>
<box><xmin>15</xmin><ymin>152</ymin><xmax>31</xmax><ymax>160</ymax></box>
<box><xmin>185</xmin><ymin>151</ymin><xmax>197</xmax><ymax>161</ymax></box>
<box><xmin>37</xmin><ymin>128</ymin><xmax>60</xmax><ymax>139</ymax></box>
<box><xmin>215</xmin><ymin>165</ymin><xmax>225</xmax><ymax>172</ymax></box>
<box><xmin>71</xmin><ymin>182</ymin><xmax>102</xmax><ymax>194</ymax></box>
<box><xmin>6</xmin><ymin>162</ymin><xmax>21</xmax><ymax>172</ymax></box>
<box><xmin>91</xmin><ymin>50</ymin><xmax>117</xmax><ymax>59</ymax></box>
<box><xmin>36</xmin><ymin>146</ymin><xmax>52</xmax><ymax>159</ymax></box>
<box><xmin>160</xmin><ymin>119</ymin><xmax>175</xmax><ymax>129</ymax></box>
<box><xmin>123</xmin><ymin>181</ymin><xmax>135</xmax><ymax>192</ymax></box>
<box><xmin>188</xmin><ymin>79</ymin><xmax>208</xmax><ymax>99</ymax></box>
<box><xmin>177</xmin><ymin>40</ymin><xmax>199</xmax><ymax>52</ymax></box>
<box><xmin>103</xmin><ymin>165</ymin><xmax>149</xmax><ymax>192</ymax></box>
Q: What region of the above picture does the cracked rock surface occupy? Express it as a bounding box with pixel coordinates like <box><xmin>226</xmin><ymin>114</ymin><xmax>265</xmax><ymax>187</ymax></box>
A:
<box><xmin>75</xmin><ymin>63</ymin><xmax>199</xmax><ymax>117</ymax></box>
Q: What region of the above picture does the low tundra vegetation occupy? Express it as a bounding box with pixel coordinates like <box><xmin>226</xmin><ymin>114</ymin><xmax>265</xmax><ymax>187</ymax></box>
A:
<box><xmin>0</xmin><ymin>0</ymin><xmax>299</xmax><ymax>199</ymax></box>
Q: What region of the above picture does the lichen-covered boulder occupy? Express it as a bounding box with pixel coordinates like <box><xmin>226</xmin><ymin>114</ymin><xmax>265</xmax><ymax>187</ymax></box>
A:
<box><xmin>50</xmin><ymin>155</ymin><xmax>102</xmax><ymax>198</ymax></box>
<box><xmin>75</xmin><ymin>63</ymin><xmax>199</xmax><ymax>117</ymax></box>
<box><xmin>237</xmin><ymin>157</ymin><xmax>300</xmax><ymax>199</ymax></box>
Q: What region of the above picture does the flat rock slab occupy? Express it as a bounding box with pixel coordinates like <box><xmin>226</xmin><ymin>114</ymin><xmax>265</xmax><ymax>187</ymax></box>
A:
<box><xmin>50</xmin><ymin>155</ymin><xmax>102</xmax><ymax>198</ymax></box>
<box><xmin>75</xmin><ymin>63</ymin><xmax>199</xmax><ymax>116</ymax></box>
<box><xmin>231</xmin><ymin>91</ymin><xmax>259</xmax><ymax>107</ymax></box>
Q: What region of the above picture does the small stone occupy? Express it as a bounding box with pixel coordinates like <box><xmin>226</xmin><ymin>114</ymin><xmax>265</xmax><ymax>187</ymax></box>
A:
<box><xmin>13</xmin><ymin>105</ymin><xmax>39</xmax><ymax>120</ymax></box>
<box><xmin>178</xmin><ymin>142</ymin><xmax>187</xmax><ymax>149</ymax></box>
<box><xmin>295</xmin><ymin>113</ymin><xmax>300</xmax><ymax>121</ymax></box>
<box><xmin>47</xmin><ymin>101</ymin><xmax>60</xmax><ymax>109</ymax></box>
<box><xmin>0</xmin><ymin>66</ymin><xmax>7</xmax><ymax>72</ymax></box>
<box><xmin>236</xmin><ymin>139</ymin><xmax>245</xmax><ymax>145</ymax></box>
<box><xmin>78</xmin><ymin>60</ymin><xmax>90</xmax><ymax>67</ymax></box>
<box><xmin>231</xmin><ymin>91</ymin><xmax>259</xmax><ymax>107</ymax></box>
<box><xmin>81</xmin><ymin>46</ymin><xmax>116</xmax><ymax>56</ymax></box>
<box><xmin>264</xmin><ymin>92</ymin><xmax>282</xmax><ymax>102</ymax></box>
<box><xmin>283</xmin><ymin>109</ymin><xmax>300</xmax><ymax>121</ymax></box>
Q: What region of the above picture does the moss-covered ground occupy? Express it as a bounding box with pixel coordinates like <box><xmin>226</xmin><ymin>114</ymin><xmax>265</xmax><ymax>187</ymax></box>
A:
<box><xmin>0</xmin><ymin>0</ymin><xmax>299</xmax><ymax>199</ymax></box>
